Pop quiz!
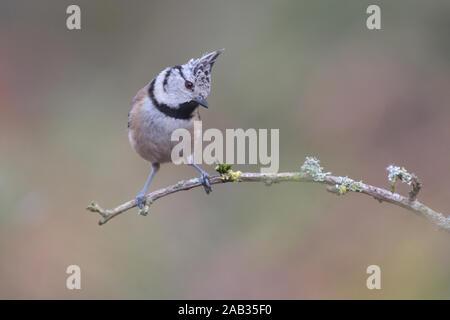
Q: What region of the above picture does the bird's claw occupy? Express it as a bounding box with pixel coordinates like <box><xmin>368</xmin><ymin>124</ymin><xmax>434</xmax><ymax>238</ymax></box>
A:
<box><xmin>200</xmin><ymin>172</ymin><xmax>212</xmax><ymax>194</ymax></box>
<box><xmin>136</xmin><ymin>192</ymin><xmax>145</xmax><ymax>209</ymax></box>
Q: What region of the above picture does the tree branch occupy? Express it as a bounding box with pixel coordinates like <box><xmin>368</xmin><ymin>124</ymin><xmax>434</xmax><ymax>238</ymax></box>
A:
<box><xmin>87</xmin><ymin>158</ymin><xmax>450</xmax><ymax>231</ymax></box>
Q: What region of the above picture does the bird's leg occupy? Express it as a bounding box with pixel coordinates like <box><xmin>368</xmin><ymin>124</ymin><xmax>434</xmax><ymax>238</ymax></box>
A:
<box><xmin>136</xmin><ymin>163</ymin><xmax>160</xmax><ymax>209</ymax></box>
<box><xmin>190</xmin><ymin>163</ymin><xmax>212</xmax><ymax>194</ymax></box>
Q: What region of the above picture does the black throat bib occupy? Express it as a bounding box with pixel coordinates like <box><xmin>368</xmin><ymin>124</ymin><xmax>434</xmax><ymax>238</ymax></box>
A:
<box><xmin>148</xmin><ymin>79</ymin><xmax>198</xmax><ymax>120</ymax></box>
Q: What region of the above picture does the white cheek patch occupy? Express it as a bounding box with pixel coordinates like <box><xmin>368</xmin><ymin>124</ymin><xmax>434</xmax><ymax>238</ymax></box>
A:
<box><xmin>153</xmin><ymin>50</ymin><xmax>222</xmax><ymax>107</ymax></box>
<box><xmin>155</xmin><ymin>69</ymin><xmax>190</xmax><ymax>107</ymax></box>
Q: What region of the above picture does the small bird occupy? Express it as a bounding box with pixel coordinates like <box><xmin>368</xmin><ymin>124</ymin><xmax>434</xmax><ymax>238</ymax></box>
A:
<box><xmin>128</xmin><ymin>49</ymin><xmax>224</xmax><ymax>209</ymax></box>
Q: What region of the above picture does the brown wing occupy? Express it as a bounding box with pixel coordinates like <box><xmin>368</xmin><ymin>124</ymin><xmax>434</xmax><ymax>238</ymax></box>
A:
<box><xmin>128</xmin><ymin>84</ymin><xmax>150</xmax><ymax>130</ymax></box>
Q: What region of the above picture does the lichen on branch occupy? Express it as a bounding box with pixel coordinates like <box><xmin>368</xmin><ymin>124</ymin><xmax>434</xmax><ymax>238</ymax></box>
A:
<box><xmin>300</xmin><ymin>156</ymin><xmax>331</xmax><ymax>181</ymax></box>
<box><xmin>87</xmin><ymin>157</ymin><xmax>450</xmax><ymax>232</ymax></box>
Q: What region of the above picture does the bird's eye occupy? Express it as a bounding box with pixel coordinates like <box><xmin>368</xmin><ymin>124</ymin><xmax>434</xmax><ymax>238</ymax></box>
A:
<box><xmin>185</xmin><ymin>81</ymin><xmax>194</xmax><ymax>90</ymax></box>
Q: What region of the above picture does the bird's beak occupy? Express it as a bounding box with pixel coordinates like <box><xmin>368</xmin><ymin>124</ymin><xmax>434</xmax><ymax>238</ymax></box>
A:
<box><xmin>194</xmin><ymin>97</ymin><xmax>209</xmax><ymax>109</ymax></box>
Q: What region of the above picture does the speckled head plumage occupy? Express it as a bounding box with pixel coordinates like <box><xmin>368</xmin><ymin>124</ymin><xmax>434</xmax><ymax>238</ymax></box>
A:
<box><xmin>148</xmin><ymin>49</ymin><xmax>224</xmax><ymax>117</ymax></box>
<box><xmin>187</xmin><ymin>49</ymin><xmax>224</xmax><ymax>96</ymax></box>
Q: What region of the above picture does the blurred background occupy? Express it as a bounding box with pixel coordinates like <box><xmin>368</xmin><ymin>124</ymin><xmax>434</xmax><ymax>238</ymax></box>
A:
<box><xmin>0</xmin><ymin>0</ymin><xmax>449</xmax><ymax>299</ymax></box>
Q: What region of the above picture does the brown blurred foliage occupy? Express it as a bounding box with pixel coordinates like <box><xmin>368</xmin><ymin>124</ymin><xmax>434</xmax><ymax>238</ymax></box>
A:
<box><xmin>0</xmin><ymin>0</ymin><xmax>449</xmax><ymax>299</ymax></box>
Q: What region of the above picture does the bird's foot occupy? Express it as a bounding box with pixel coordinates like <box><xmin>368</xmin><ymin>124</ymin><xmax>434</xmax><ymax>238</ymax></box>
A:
<box><xmin>200</xmin><ymin>172</ymin><xmax>212</xmax><ymax>194</ymax></box>
<box><xmin>136</xmin><ymin>192</ymin><xmax>146</xmax><ymax>209</ymax></box>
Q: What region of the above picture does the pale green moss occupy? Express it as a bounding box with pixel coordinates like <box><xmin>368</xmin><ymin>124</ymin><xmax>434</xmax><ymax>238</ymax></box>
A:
<box><xmin>215</xmin><ymin>163</ymin><xmax>233</xmax><ymax>174</ymax></box>
<box><xmin>222</xmin><ymin>169</ymin><xmax>242</xmax><ymax>182</ymax></box>
<box><xmin>215</xmin><ymin>163</ymin><xmax>242</xmax><ymax>182</ymax></box>
<box><xmin>335</xmin><ymin>176</ymin><xmax>363</xmax><ymax>194</ymax></box>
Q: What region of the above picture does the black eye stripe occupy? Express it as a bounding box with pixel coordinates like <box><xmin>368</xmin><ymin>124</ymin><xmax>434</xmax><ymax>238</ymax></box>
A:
<box><xmin>174</xmin><ymin>65</ymin><xmax>187</xmax><ymax>81</ymax></box>
<box><xmin>162</xmin><ymin>68</ymin><xmax>172</xmax><ymax>92</ymax></box>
